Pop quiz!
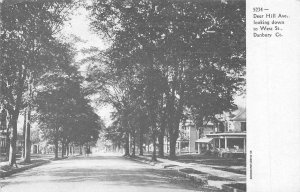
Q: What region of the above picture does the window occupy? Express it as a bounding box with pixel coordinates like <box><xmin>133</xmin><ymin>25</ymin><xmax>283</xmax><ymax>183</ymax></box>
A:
<box><xmin>220</xmin><ymin>139</ymin><xmax>225</xmax><ymax>148</ymax></box>
<box><xmin>241</xmin><ymin>122</ymin><xmax>246</xmax><ymax>132</ymax></box>
<box><xmin>219</xmin><ymin>123</ymin><xmax>225</xmax><ymax>132</ymax></box>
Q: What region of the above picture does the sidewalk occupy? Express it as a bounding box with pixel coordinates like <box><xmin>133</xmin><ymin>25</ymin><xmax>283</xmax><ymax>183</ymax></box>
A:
<box><xmin>129</xmin><ymin>154</ymin><xmax>246</xmax><ymax>190</ymax></box>
<box><xmin>0</xmin><ymin>155</ymin><xmax>51</xmax><ymax>178</ymax></box>
<box><xmin>0</xmin><ymin>154</ymin><xmax>76</xmax><ymax>178</ymax></box>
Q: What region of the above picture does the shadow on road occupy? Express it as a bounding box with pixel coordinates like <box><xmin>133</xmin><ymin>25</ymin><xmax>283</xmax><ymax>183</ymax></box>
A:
<box><xmin>0</xmin><ymin>155</ymin><xmax>222</xmax><ymax>191</ymax></box>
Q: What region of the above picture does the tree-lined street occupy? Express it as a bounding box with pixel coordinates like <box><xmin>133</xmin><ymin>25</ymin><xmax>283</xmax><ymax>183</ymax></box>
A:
<box><xmin>1</xmin><ymin>0</ymin><xmax>245</xmax><ymax>191</ymax></box>
<box><xmin>0</xmin><ymin>154</ymin><xmax>221</xmax><ymax>192</ymax></box>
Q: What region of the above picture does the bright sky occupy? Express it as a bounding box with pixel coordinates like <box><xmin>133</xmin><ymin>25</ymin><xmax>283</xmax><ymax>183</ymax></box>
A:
<box><xmin>61</xmin><ymin>6</ymin><xmax>114</xmax><ymax>127</ymax></box>
<box><xmin>234</xmin><ymin>94</ymin><xmax>246</xmax><ymax>110</ymax></box>
<box><xmin>62</xmin><ymin>6</ymin><xmax>108</xmax><ymax>50</ymax></box>
<box><xmin>60</xmin><ymin>5</ymin><xmax>246</xmax><ymax>127</ymax></box>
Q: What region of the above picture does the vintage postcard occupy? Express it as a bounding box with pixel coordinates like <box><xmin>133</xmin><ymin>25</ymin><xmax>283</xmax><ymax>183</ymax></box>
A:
<box><xmin>0</xmin><ymin>0</ymin><xmax>299</xmax><ymax>192</ymax></box>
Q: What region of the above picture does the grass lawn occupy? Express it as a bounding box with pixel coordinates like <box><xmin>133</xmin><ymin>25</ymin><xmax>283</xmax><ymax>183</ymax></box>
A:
<box><xmin>174</xmin><ymin>154</ymin><xmax>246</xmax><ymax>167</ymax></box>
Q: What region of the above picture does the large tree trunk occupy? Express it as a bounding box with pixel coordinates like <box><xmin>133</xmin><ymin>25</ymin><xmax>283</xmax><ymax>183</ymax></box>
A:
<box><xmin>158</xmin><ymin>93</ymin><xmax>167</xmax><ymax>158</ymax></box>
<box><xmin>5</xmin><ymin>115</ymin><xmax>10</xmax><ymax>160</ymax></box>
<box><xmin>158</xmin><ymin>133</ymin><xmax>164</xmax><ymax>157</ymax></box>
<box><xmin>139</xmin><ymin>127</ymin><xmax>144</xmax><ymax>156</ymax></box>
<box><xmin>9</xmin><ymin>113</ymin><xmax>18</xmax><ymax>166</ymax></box>
<box><xmin>69</xmin><ymin>145</ymin><xmax>73</xmax><ymax>155</ymax></box>
<box><xmin>151</xmin><ymin>132</ymin><xmax>157</xmax><ymax>161</ymax></box>
<box><xmin>54</xmin><ymin>138</ymin><xmax>58</xmax><ymax>159</ymax></box>
<box><xmin>151</xmin><ymin>110</ymin><xmax>157</xmax><ymax>161</ymax></box>
<box><xmin>61</xmin><ymin>141</ymin><xmax>65</xmax><ymax>158</ymax></box>
<box><xmin>5</xmin><ymin>131</ymin><xmax>10</xmax><ymax>160</ymax></box>
<box><xmin>24</xmin><ymin>105</ymin><xmax>31</xmax><ymax>163</ymax></box>
<box><xmin>167</xmin><ymin>112</ymin><xmax>178</xmax><ymax>159</ymax></box>
<box><xmin>169</xmin><ymin>114</ymin><xmax>181</xmax><ymax>159</ymax></box>
<box><xmin>24</xmin><ymin>79</ymin><xmax>34</xmax><ymax>162</ymax></box>
<box><xmin>131</xmin><ymin>132</ymin><xmax>136</xmax><ymax>157</ymax></box>
<box><xmin>66</xmin><ymin>142</ymin><xmax>69</xmax><ymax>156</ymax></box>
<box><xmin>169</xmin><ymin>115</ymin><xmax>182</xmax><ymax>159</ymax></box>
<box><xmin>124</xmin><ymin>132</ymin><xmax>130</xmax><ymax>156</ymax></box>
<box><xmin>158</xmin><ymin>127</ymin><xmax>165</xmax><ymax>158</ymax></box>
<box><xmin>8</xmin><ymin>67</ymin><xmax>26</xmax><ymax>166</ymax></box>
<box><xmin>22</xmin><ymin>109</ymin><xmax>26</xmax><ymax>158</ymax></box>
<box><xmin>5</xmin><ymin>115</ymin><xmax>11</xmax><ymax>160</ymax></box>
<box><xmin>167</xmin><ymin>89</ymin><xmax>184</xmax><ymax>159</ymax></box>
<box><xmin>169</xmin><ymin>132</ymin><xmax>177</xmax><ymax>159</ymax></box>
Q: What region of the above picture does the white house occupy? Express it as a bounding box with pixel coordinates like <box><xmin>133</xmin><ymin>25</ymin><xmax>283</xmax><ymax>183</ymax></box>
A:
<box><xmin>196</xmin><ymin>109</ymin><xmax>246</xmax><ymax>157</ymax></box>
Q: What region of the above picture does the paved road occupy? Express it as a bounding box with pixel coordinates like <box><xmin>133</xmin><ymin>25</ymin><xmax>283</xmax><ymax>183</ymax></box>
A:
<box><xmin>0</xmin><ymin>154</ymin><xmax>220</xmax><ymax>192</ymax></box>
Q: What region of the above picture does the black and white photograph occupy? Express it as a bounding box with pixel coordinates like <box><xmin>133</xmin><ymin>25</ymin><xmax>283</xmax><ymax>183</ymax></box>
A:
<box><xmin>0</xmin><ymin>0</ymin><xmax>299</xmax><ymax>191</ymax></box>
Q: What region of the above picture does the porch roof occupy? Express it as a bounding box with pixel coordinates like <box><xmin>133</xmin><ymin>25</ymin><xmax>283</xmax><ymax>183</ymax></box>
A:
<box><xmin>195</xmin><ymin>138</ymin><xmax>213</xmax><ymax>143</ymax></box>
<box><xmin>206</xmin><ymin>132</ymin><xmax>246</xmax><ymax>138</ymax></box>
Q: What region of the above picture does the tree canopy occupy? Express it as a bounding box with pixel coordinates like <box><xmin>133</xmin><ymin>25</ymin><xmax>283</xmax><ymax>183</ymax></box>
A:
<box><xmin>87</xmin><ymin>0</ymin><xmax>245</xmax><ymax>159</ymax></box>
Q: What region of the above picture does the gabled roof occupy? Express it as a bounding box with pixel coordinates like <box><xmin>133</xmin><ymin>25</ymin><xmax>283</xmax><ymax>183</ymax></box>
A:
<box><xmin>231</xmin><ymin>109</ymin><xmax>246</xmax><ymax>122</ymax></box>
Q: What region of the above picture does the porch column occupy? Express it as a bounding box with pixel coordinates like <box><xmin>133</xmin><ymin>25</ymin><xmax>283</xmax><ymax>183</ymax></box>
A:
<box><xmin>225</xmin><ymin>137</ymin><xmax>227</xmax><ymax>149</ymax></box>
<box><xmin>179</xmin><ymin>141</ymin><xmax>181</xmax><ymax>154</ymax></box>
<box><xmin>198</xmin><ymin>143</ymin><xmax>201</xmax><ymax>154</ymax></box>
<box><xmin>218</xmin><ymin>139</ymin><xmax>221</xmax><ymax>149</ymax></box>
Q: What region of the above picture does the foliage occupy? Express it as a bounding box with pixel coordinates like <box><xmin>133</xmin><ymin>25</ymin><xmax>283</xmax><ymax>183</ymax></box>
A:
<box><xmin>0</xmin><ymin>0</ymin><xmax>95</xmax><ymax>163</ymax></box>
<box><xmin>0</xmin><ymin>1</ymin><xmax>80</xmax><ymax>164</ymax></box>
<box><xmin>88</xmin><ymin>0</ymin><xmax>245</xmax><ymax>158</ymax></box>
<box><xmin>36</xmin><ymin>62</ymin><xmax>101</xmax><ymax>147</ymax></box>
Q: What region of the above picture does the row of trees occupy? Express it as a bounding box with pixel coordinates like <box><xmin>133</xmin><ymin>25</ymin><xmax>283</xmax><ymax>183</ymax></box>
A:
<box><xmin>85</xmin><ymin>0</ymin><xmax>245</xmax><ymax>160</ymax></box>
<box><xmin>0</xmin><ymin>1</ymin><xmax>101</xmax><ymax>165</ymax></box>
<box><xmin>35</xmin><ymin>59</ymin><xmax>101</xmax><ymax>159</ymax></box>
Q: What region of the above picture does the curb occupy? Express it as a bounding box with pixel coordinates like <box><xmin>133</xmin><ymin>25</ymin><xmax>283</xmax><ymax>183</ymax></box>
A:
<box><xmin>0</xmin><ymin>160</ymin><xmax>50</xmax><ymax>178</ymax></box>
<box><xmin>177</xmin><ymin>169</ymin><xmax>208</xmax><ymax>185</ymax></box>
<box><xmin>222</xmin><ymin>183</ymin><xmax>246</xmax><ymax>192</ymax></box>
